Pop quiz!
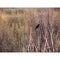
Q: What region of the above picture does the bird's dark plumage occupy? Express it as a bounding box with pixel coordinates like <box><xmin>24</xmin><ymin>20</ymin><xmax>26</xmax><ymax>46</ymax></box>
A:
<box><xmin>35</xmin><ymin>24</ymin><xmax>40</xmax><ymax>30</ymax></box>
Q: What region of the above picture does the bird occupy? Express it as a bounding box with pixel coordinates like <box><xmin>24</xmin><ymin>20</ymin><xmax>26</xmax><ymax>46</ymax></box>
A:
<box><xmin>35</xmin><ymin>24</ymin><xmax>40</xmax><ymax>30</ymax></box>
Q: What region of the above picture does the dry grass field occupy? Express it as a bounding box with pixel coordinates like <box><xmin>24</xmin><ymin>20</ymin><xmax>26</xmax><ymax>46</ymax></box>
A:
<box><xmin>0</xmin><ymin>8</ymin><xmax>60</xmax><ymax>52</ymax></box>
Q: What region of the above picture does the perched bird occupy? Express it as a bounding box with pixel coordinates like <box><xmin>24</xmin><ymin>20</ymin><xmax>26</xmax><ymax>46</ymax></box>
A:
<box><xmin>35</xmin><ymin>24</ymin><xmax>40</xmax><ymax>30</ymax></box>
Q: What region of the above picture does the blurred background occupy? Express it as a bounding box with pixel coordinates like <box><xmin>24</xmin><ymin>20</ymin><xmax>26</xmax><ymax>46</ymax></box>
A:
<box><xmin>0</xmin><ymin>8</ymin><xmax>60</xmax><ymax>52</ymax></box>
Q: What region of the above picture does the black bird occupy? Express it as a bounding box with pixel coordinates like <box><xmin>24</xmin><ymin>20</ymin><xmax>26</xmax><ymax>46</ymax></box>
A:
<box><xmin>35</xmin><ymin>24</ymin><xmax>40</xmax><ymax>30</ymax></box>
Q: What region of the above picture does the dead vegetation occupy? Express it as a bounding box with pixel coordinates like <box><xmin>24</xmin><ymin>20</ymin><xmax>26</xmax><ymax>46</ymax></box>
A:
<box><xmin>0</xmin><ymin>8</ymin><xmax>60</xmax><ymax>52</ymax></box>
